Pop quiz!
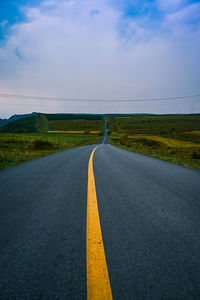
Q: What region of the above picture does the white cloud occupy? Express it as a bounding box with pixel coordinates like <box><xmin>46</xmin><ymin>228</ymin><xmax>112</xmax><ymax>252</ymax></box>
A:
<box><xmin>166</xmin><ymin>3</ymin><xmax>200</xmax><ymax>25</ymax></box>
<box><xmin>157</xmin><ymin>0</ymin><xmax>184</xmax><ymax>12</ymax></box>
<box><xmin>0</xmin><ymin>20</ymin><xmax>8</xmax><ymax>27</ymax></box>
<box><xmin>41</xmin><ymin>0</ymin><xmax>56</xmax><ymax>7</ymax></box>
<box><xmin>0</xmin><ymin>0</ymin><xmax>200</xmax><ymax>116</ymax></box>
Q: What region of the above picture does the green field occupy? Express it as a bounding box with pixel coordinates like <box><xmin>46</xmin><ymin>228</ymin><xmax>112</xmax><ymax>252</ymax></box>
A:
<box><xmin>0</xmin><ymin>113</ymin><xmax>104</xmax><ymax>170</ymax></box>
<box><xmin>0</xmin><ymin>132</ymin><xmax>100</xmax><ymax>170</ymax></box>
<box><xmin>108</xmin><ymin>115</ymin><xmax>200</xmax><ymax>170</ymax></box>
<box><xmin>49</xmin><ymin>119</ymin><xmax>104</xmax><ymax>132</ymax></box>
<box><xmin>46</xmin><ymin>114</ymin><xmax>104</xmax><ymax>132</ymax></box>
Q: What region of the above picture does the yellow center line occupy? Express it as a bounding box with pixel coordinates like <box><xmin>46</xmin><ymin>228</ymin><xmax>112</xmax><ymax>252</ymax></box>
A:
<box><xmin>87</xmin><ymin>145</ymin><xmax>113</xmax><ymax>300</ymax></box>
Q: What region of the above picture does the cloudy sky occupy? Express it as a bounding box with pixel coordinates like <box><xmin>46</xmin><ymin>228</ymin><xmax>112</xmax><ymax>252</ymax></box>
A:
<box><xmin>0</xmin><ymin>0</ymin><xmax>200</xmax><ymax>117</ymax></box>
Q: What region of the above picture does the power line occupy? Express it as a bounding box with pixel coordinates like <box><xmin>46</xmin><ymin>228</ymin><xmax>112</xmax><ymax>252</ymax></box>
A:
<box><xmin>1</xmin><ymin>99</ymin><xmax>200</xmax><ymax>107</ymax></box>
<box><xmin>0</xmin><ymin>93</ymin><xmax>200</xmax><ymax>103</ymax></box>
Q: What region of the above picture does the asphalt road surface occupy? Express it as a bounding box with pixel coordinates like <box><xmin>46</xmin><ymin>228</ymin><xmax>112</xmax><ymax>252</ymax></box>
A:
<box><xmin>0</xmin><ymin>128</ymin><xmax>200</xmax><ymax>299</ymax></box>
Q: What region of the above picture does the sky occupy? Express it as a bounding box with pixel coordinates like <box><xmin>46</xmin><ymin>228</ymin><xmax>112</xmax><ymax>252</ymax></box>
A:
<box><xmin>0</xmin><ymin>0</ymin><xmax>200</xmax><ymax>118</ymax></box>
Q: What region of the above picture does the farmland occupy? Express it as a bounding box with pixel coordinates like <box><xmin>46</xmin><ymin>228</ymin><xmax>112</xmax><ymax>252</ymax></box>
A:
<box><xmin>108</xmin><ymin>115</ymin><xmax>200</xmax><ymax>170</ymax></box>
<box><xmin>0</xmin><ymin>132</ymin><xmax>100</xmax><ymax>170</ymax></box>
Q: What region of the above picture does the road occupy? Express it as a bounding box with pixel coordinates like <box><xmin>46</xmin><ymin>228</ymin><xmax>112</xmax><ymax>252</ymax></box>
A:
<box><xmin>0</xmin><ymin>128</ymin><xmax>200</xmax><ymax>299</ymax></box>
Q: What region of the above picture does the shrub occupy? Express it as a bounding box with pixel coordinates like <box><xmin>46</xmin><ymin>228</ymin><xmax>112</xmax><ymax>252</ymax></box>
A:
<box><xmin>32</xmin><ymin>139</ymin><xmax>54</xmax><ymax>150</ymax></box>
<box><xmin>1</xmin><ymin>138</ymin><xmax>24</xmax><ymax>144</ymax></box>
<box><xmin>119</xmin><ymin>135</ymin><xmax>132</xmax><ymax>146</ymax></box>
<box><xmin>133</xmin><ymin>138</ymin><xmax>162</xmax><ymax>148</ymax></box>
<box><xmin>191</xmin><ymin>151</ymin><xmax>200</xmax><ymax>159</ymax></box>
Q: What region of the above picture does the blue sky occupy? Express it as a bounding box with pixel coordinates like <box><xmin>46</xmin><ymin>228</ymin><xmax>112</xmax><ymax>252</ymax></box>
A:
<box><xmin>0</xmin><ymin>0</ymin><xmax>200</xmax><ymax>117</ymax></box>
<box><xmin>1</xmin><ymin>0</ymin><xmax>199</xmax><ymax>38</ymax></box>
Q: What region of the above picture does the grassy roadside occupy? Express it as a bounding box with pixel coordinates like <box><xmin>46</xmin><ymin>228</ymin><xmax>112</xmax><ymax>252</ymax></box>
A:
<box><xmin>0</xmin><ymin>132</ymin><xmax>100</xmax><ymax>170</ymax></box>
<box><xmin>108</xmin><ymin>115</ymin><xmax>200</xmax><ymax>170</ymax></box>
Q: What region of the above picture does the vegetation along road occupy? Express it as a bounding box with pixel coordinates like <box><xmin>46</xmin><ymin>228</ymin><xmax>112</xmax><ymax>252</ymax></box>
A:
<box><xmin>0</xmin><ymin>122</ymin><xmax>200</xmax><ymax>299</ymax></box>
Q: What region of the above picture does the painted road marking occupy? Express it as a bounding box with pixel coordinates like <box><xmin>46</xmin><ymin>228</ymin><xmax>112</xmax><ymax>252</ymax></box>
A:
<box><xmin>87</xmin><ymin>145</ymin><xmax>113</xmax><ymax>300</ymax></box>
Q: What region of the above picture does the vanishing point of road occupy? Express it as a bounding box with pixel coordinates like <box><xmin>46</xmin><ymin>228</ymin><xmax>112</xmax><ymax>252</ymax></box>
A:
<box><xmin>0</xmin><ymin>127</ymin><xmax>200</xmax><ymax>299</ymax></box>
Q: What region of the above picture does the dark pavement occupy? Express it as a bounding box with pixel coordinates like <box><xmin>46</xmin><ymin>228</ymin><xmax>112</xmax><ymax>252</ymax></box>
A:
<box><xmin>0</xmin><ymin>129</ymin><xmax>200</xmax><ymax>299</ymax></box>
<box><xmin>0</xmin><ymin>145</ymin><xmax>95</xmax><ymax>299</ymax></box>
<box><xmin>94</xmin><ymin>144</ymin><xmax>200</xmax><ymax>300</ymax></box>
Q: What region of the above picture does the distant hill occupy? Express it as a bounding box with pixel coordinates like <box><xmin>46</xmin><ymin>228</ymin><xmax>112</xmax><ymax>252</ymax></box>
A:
<box><xmin>8</xmin><ymin>112</ymin><xmax>37</xmax><ymax>122</ymax></box>
<box><xmin>0</xmin><ymin>113</ymin><xmax>48</xmax><ymax>133</ymax></box>
<box><xmin>0</xmin><ymin>119</ymin><xmax>8</xmax><ymax>127</ymax></box>
<box><xmin>0</xmin><ymin>113</ymin><xmax>104</xmax><ymax>133</ymax></box>
<box><xmin>45</xmin><ymin>113</ymin><xmax>104</xmax><ymax>132</ymax></box>
<box><xmin>45</xmin><ymin>113</ymin><xmax>103</xmax><ymax>121</ymax></box>
<box><xmin>102</xmin><ymin>113</ymin><xmax>157</xmax><ymax>117</ymax></box>
<box><xmin>0</xmin><ymin>112</ymin><xmax>37</xmax><ymax>127</ymax></box>
<box><xmin>1</xmin><ymin>112</ymin><xmax>200</xmax><ymax>133</ymax></box>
